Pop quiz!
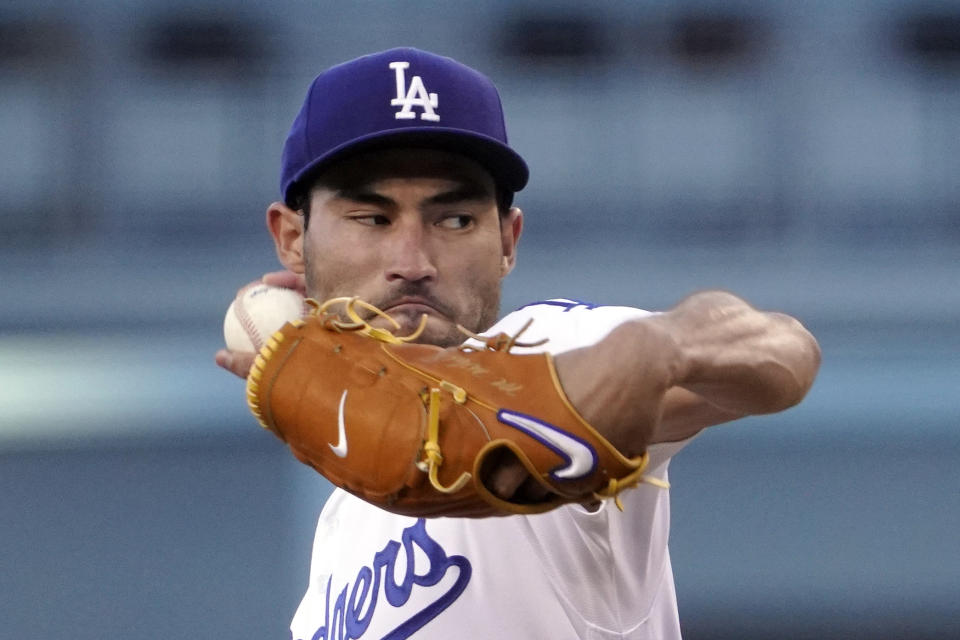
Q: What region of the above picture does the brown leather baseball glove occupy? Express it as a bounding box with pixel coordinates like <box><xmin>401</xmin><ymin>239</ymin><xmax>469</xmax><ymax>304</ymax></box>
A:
<box><xmin>246</xmin><ymin>297</ymin><xmax>668</xmax><ymax>517</ymax></box>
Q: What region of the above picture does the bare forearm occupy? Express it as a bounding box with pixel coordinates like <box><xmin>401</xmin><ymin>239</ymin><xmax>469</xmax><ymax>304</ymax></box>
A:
<box><xmin>554</xmin><ymin>291</ymin><xmax>820</xmax><ymax>455</ymax></box>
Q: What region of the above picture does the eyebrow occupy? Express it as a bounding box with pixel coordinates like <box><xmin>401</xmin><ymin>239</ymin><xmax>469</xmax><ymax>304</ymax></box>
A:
<box><xmin>333</xmin><ymin>188</ymin><xmax>394</xmax><ymax>207</ymax></box>
<box><xmin>333</xmin><ymin>181</ymin><xmax>493</xmax><ymax>209</ymax></box>
<box><xmin>424</xmin><ymin>183</ymin><xmax>493</xmax><ymax>206</ymax></box>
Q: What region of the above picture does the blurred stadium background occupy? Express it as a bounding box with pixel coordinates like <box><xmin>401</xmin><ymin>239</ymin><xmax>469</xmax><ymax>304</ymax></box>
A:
<box><xmin>1</xmin><ymin>1</ymin><xmax>958</xmax><ymax>638</ymax></box>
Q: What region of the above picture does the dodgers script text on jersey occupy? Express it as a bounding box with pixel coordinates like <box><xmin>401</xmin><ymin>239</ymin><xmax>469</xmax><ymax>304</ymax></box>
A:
<box><xmin>290</xmin><ymin>301</ymin><xmax>694</xmax><ymax>640</ymax></box>
<box><xmin>306</xmin><ymin>519</ymin><xmax>469</xmax><ymax>639</ymax></box>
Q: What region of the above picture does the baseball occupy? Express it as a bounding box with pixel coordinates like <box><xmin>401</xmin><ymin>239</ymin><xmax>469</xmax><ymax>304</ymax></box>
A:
<box><xmin>223</xmin><ymin>283</ymin><xmax>305</xmax><ymax>352</ymax></box>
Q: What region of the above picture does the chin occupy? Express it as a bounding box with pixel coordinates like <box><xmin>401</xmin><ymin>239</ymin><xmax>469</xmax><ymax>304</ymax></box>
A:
<box><xmin>370</xmin><ymin>312</ymin><xmax>462</xmax><ymax>347</ymax></box>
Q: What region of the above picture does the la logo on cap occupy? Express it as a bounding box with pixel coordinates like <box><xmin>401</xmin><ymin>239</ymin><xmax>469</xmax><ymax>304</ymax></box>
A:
<box><xmin>389</xmin><ymin>61</ymin><xmax>439</xmax><ymax>122</ymax></box>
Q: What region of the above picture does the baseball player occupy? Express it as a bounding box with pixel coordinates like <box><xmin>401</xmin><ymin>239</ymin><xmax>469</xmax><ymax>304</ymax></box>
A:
<box><xmin>215</xmin><ymin>48</ymin><xmax>820</xmax><ymax>639</ymax></box>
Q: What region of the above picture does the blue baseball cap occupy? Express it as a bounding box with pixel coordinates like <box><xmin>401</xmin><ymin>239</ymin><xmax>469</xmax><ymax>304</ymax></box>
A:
<box><xmin>280</xmin><ymin>47</ymin><xmax>529</xmax><ymax>205</ymax></box>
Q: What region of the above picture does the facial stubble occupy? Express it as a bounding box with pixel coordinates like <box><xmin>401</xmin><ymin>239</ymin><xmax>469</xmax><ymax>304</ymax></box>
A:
<box><xmin>302</xmin><ymin>248</ymin><xmax>503</xmax><ymax>348</ymax></box>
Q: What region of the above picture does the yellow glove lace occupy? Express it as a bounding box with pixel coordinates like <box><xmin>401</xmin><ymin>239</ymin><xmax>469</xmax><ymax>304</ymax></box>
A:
<box><xmin>306</xmin><ymin>296</ymin><xmax>428</xmax><ymax>343</ymax></box>
<box><xmin>419</xmin><ymin>387</ymin><xmax>472</xmax><ymax>494</ymax></box>
<box><xmin>592</xmin><ymin>452</ymin><xmax>671</xmax><ymax>510</ymax></box>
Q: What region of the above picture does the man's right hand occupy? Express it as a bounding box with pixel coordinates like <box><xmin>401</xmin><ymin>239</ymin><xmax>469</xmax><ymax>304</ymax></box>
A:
<box><xmin>214</xmin><ymin>271</ymin><xmax>307</xmax><ymax>379</ymax></box>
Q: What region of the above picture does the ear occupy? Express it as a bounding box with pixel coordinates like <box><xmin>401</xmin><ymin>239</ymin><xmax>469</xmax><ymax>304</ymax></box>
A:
<box><xmin>266</xmin><ymin>202</ymin><xmax>306</xmax><ymax>273</ymax></box>
<box><xmin>500</xmin><ymin>207</ymin><xmax>523</xmax><ymax>276</ymax></box>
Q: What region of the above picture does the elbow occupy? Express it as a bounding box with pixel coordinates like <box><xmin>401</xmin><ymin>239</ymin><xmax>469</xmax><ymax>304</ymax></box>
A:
<box><xmin>763</xmin><ymin>322</ymin><xmax>822</xmax><ymax>413</ymax></box>
<box><xmin>790</xmin><ymin>316</ymin><xmax>822</xmax><ymax>400</ymax></box>
<box><xmin>803</xmin><ymin>324</ymin><xmax>822</xmax><ymax>378</ymax></box>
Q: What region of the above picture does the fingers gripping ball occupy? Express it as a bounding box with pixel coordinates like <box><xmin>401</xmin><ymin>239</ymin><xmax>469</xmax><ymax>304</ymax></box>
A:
<box><xmin>224</xmin><ymin>283</ymin><xmax>306</xmax><ymax>352</ymax></box>
<box><xmin>245</xmin><ymin>297</ymin><xmax>669</xmax><ymax>518</ymax></box>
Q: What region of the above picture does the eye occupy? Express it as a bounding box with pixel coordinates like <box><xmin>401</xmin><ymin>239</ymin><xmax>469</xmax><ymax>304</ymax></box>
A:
<box><xmin>352</xmin><ymin>214</ymin><xmax>391</xmax><ymax>226</ymax></box>
<box><xmin>436</xmin><ymin>214</ymin><xmax>474</xmax><ymax>230</ymax></box>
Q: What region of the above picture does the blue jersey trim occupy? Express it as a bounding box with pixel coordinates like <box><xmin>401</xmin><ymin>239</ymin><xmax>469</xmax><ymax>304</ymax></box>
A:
<box><xmin>515</xmin><ymin>298</ymin><xmax>601</xmax><ymax>312</ymax></box>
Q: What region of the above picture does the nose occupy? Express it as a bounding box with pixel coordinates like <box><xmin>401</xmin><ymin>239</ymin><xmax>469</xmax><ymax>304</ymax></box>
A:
<box><xmin>384</xmin><ymin>221</ymin><xmax>438</xmax><ymax>283</ymax></box>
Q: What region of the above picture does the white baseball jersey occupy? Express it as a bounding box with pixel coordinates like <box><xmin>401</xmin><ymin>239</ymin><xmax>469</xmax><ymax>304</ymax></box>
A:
<box><xmin>290</xmin><ymin>299</ymin><xmax>696</xmax><ymax>640</ymax></box>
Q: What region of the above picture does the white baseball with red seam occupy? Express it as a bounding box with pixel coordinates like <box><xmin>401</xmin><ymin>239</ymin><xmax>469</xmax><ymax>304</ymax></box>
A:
<box><xmin>223</xmin><ymin>283</ymin><xmax>305</xmax><ymax>352</ymax></box>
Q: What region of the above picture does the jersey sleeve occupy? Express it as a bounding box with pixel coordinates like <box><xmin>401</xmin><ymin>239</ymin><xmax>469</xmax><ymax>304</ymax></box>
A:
<box><xmin>468</xmin><ymin>298</ymin><xmax>656</xmax><ymax>355</ymax></box>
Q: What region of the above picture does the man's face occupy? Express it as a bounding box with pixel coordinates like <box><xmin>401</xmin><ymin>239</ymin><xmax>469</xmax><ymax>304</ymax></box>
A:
<box><xmin>275</xmin><ymin>149</ymin><xmax>522</xmax><ymax>347</ymax></box>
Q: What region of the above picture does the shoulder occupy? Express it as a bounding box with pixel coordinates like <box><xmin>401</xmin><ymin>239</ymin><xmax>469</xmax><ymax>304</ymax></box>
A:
<box><xmin>476</xmin><ymin>298</ymin><xmax>655</xmax><ymax>355</ymax></box>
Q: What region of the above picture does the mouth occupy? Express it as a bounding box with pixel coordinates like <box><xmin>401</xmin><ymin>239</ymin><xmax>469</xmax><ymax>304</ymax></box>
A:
<box><xmin>381</xmin><ymin>297</ymin><xmax>444</xmax><ymax>319</ymax></box>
